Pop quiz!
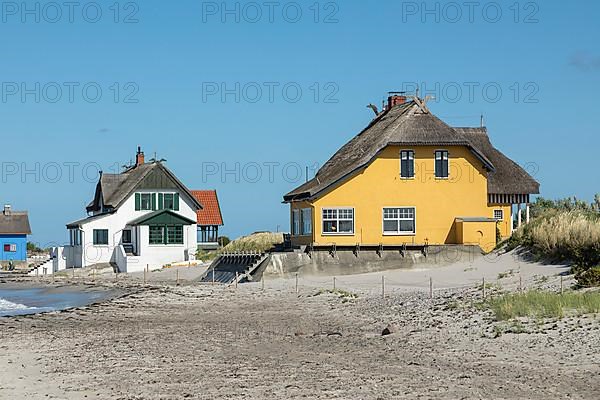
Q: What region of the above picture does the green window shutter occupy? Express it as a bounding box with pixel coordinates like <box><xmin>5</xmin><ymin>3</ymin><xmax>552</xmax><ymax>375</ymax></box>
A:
<box><xmin>135</xmin><ymin>193</ymin><xmax>141</xmax><ymax>211</ymax></box>
<box><xmin>158</xmin><ymin>193</ymin><xmax>164</xmax><ymax>210</ymax></box>
<box><xmin>152</xmin><ymin>193</ymin><xmax>157</xmax><ymax>210</ymax></box>
<box><xmin>174</xmin><ymin>193</ymin><xmax>180</xmax><ymax>211</ymax></box>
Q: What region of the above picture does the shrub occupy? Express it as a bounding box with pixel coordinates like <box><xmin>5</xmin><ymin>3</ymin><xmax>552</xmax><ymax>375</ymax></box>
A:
<box><xmin>217</xmin><ymin>236</ymin><xmax>231</xmax><ymax>247</ymax></box>
<box><xmin>575</xmin><ymin>266</ymin><xmax>600</xmax><ymax>288</ymax></box>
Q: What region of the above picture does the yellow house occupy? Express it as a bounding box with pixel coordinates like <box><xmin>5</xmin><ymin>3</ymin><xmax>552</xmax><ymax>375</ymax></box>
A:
<box><xmin>283</xmin><ymin>95</ymin><xmax>539</xmax><ymax>253</ymax></box>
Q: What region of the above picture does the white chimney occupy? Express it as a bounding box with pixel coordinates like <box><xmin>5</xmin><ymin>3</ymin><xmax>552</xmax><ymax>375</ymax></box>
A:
<box><xmin>4</xmin><ymin>204</ymin><xmax>11</xmax><ymax>215</ymax></box>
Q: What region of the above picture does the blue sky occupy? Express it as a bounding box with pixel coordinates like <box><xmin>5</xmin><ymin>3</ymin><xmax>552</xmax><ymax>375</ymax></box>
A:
<box><xmin>1</xmin><ymin>0</ymin><xmax>599</xmax><ymax>246</ymax></box>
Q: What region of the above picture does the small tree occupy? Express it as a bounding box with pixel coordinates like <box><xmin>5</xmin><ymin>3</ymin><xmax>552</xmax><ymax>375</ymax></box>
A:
<box><xmin>218</xmin><ymin>236</ymin><xmax>231</xmax><ymax>247</ymax></box>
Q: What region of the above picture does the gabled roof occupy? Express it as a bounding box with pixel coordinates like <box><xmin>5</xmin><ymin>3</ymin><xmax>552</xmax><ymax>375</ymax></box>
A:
<box><xmin>66</xmin><ymin>212</ymin><xmax>114</xmax><ymax>229</ymax></box>
<box><xmin>0</xmin><ymin>211</ymin><xmax>31</xmax><ymax>235</ymax></box>
<box><xmin>284</xmin><ymin>100</ymin><xmax>495</xmax><ymax>202</ymax></box>
<box><xmin>87</xmin><ymin>162</ymin><xmax>202</xmax><ymax>213</ymax></box>
<box><xmin>455</xmin><ymin>127</ymin><xmax>539</xmax><ymax>195</ymax></box>
<box><xmin>128</xmin><ymin>209</ymin><xmax>196</xmax><ymax>226</ymax></box>
<box><xmin>191</xmin><ymin>190</ymin><xmax>224</xmax><ymax>226</ymax></box>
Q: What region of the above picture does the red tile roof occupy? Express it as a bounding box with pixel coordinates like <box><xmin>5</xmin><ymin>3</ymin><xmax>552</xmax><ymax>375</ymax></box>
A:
<box><xmin>191</xmin><ymin>190</ymin><xmax>223</xmax><ymax>226</ymax></box>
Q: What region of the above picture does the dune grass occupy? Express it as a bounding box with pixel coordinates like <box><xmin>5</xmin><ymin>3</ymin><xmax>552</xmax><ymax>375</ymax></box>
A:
<box><xmin>196</xmin><ymin>232</ymin><xmax>284</xmax><ymax>261</ymax></box>
<box><xmin>219</xmin><ymin>232</ymin><xmax>284</xmax><ymax>253</ymax></box>
<box><xmin>487</xmin><ymin>290</ymin><xmax>600</xmax><ymax>320</ymax></box>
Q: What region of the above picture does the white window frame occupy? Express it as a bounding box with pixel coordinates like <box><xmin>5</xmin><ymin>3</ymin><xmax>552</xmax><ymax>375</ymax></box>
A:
<box><xmin>322</xmin><ymin>207</ymin><xmax>355</xmax><ymax>236</ymax></box>
<box><xmin>434</xmin><ymin>149</ymin><xmax>449</xmax><ymax>179</ymax></box>
<box><xmin>400</xmin><ymin>149</ymin><xmax>415</xmax><ymax>179</ymax></box>
<box><xmin>382</xmin><ymin>207</ymin><xmax>416</xmax><ymax>236</ymax></box>
<box><xmin>494</xmin><ymin>209</ymin><xmax>504</xmax><ymax>221</ymax></box>
<box><xmin>140</xmin><ymin>193</ymin><xmax>153</xmax><ymax>211</ymax></box>
<box><xmin>301</xmin><ymin>208</ymin><xmax>312</xmax><ymax>235</ymax></box>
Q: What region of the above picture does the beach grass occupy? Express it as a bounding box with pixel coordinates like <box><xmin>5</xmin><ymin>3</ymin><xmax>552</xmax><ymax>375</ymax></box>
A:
<box><xmin>219</xmin><ymin>232</ymin><xmax>284</xmax><ymax>253</ymax></box>
<box><xmin>487</xmin><ymin>290</ymin><xmax>600</xmax><ymax>320</ymax></box>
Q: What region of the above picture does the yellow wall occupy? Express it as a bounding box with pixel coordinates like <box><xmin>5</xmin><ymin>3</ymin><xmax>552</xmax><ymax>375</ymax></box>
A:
<box><xmin>488</xmin><ymin>204</ymin><xmax>512</xmax><ymax>238</ymax></box>
<box><xmin>455</xmin><ymin>220</ymin><xmax>498</xmax><ymax>252</ymax></box>
<box><xmin>291</xmin><ymin>145</ymin><xmax>508</xmax><ymax>251</ymax></box>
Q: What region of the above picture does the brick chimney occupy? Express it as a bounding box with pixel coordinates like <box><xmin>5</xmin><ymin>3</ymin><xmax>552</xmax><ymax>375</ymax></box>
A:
<box><xmin>387</xmin><ymin>93</ymin><xmax>407</xmax><ymax>110</ymax></box>
<box><xmin>136</xmin><ymin>146</ymin><xmax>145</xmax><ymax>166</ymax></box>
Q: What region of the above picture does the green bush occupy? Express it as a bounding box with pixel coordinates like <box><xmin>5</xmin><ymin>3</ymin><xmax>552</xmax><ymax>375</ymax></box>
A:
<box><xmin>217</xmin><ymin>236</ymin><xmax>231</xmax><ymax>247</ymax></box>
<box><xmin>575</xmin><ymin>266</ymin><xmax>600</xmax><ymax>288</ymax></box>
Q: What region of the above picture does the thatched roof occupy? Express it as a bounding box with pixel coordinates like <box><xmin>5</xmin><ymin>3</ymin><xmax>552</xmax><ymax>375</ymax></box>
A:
<box><xmin>86</xmin><ymin>162</ymin><xmax>202</xmax><ymax>213</ymax></box>
<box><xmin>0</xmin><ymin>211</ymin><xmax>31</xmax><ymax>235</ymax></box>
<box><xmin>284</xmin><ymin>100</ymin><xmax>538</xmax><ymax>202</ymax></box>
<box><xmin>455</xmin><ymin>127</ymin><xmax>539</xmax><ymax>195</ymax></box>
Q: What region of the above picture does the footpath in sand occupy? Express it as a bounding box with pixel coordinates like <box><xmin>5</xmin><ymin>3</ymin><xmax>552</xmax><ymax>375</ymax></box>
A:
<box><xmin>0</xmin><ymin>250</ymin><xmax>598</xmax><ymax>400</ymax></box>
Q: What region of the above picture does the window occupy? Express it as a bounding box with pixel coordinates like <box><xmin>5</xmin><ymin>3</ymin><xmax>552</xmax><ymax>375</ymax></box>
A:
<box><xmin>383</xmin><ymin>207</ymin><xmax>416</xmax><ymax>235</ymax></box>
<box><xmin>3</xmin><ymin>244</ymin><xmax>16</xmax><ymax>252</ymax></box>
<box><xmin>301</xmin><ymin>208</ymin><xmax>312</xmax><ymax>235</ymax></box>
<box><xmin>93</xmin><ymin>229</ymin><xmax>109</xmax><ymax>245</ymax></box>
<box><xmin>122</xmin><ymin>229</ymin><xmax>132</xmax><ymax>244</ymax></box>
<box><xmin>150</xmin><ymin>226</ymin><xmax>184</xmax><ymax>245</ymax></box>
<box><xmin>400</xmin><ymin>150</ymin><xmax>415</xmax><ymax>178</ymax></box>
<box><xmin>435</xmin><ymin>150</ymin><xmax>449</xmax><ymax>178</ymax></box>
<box><xmin>166</xmin><ymin>226</ymin><xmax>184</xmax><ymax>244</ymax></box>
<box><xmin>140</xmin><ymin>193</ymin><xmax>152</xmax><ymax>210</ymax></box>
<box><xmin>292</xmin><ymin>209</ymin><xmax>300</xmax><ymax>236</ymax></box>
<box><xmin>494</xmin><ymin>209</ymin><xmax>504</xmax><ymax>220</ymax></box>
<box><xmin>322</xmin><ymin>208</ymin><xmax>354</xmax><ymax>235</ymax></box>
<box><xmin>198</xmin><ymin>226</ymin><xmax>218</xmax><ymax>243</ymax></box>
<box><xmin>163</xmin><ymin>193</ymin><xmax>175</xmax><ymax>210</ymax></box>
<box><xmin>69</xmin><ymin>229</ymin><xmax>81</xmax><ymax>246</ymax></box>
<box><xmin>149</xmin><ymin>226</ymin><xmax>164</xmax><ymax>244</ymax></box>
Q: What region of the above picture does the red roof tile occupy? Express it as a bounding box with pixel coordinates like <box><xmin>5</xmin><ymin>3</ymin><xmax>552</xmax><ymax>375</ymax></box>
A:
<box><xmin>191</xmin><ymin>190</ymin><xmax>223</xmax><ymax>226</ymax></box>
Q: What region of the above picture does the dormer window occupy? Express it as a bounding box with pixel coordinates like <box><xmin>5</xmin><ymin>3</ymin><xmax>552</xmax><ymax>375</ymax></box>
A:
<box><xmin>435</xmin><ymin>150</ymin><xmax>449</xmax><ymax>178</ymax></box>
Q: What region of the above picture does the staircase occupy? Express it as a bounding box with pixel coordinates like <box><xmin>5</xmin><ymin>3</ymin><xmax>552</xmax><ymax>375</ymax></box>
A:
<box><xmin>199</xmin><ymin>252</ymin><xmax>269</xmax><ymax>285</ymax></box>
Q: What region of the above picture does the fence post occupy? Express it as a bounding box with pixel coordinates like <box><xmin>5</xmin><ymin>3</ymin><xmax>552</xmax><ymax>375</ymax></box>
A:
<box><xmin>482</xmin><ymin>277</ymin><xmax>486</xmax><ymax>299</ymax></box>
<box><xmin>429</xmin><ymin>277</ymin><xmax>433</xmax><ymax>299</ymax></box>
<box><xmin>560</xmin><ymin>275</ymin><xmax>564</xmax><ymax>295</ymax></box>
<box><xmin>519</xmin><ymin>275</ymin><xmax>522</xmax><ymax>292</ymax></box>
<box><xmin>333</xmin><ymin>276</ymin><xmax>336</xmax><ymax>291</ymax></box>
<box><xmin>176</xmin><ymin>269</ymin><xmax>180</xmax><ymax>286</ymax></box>
<box><xmin>143</xmin><ymin>269</ymin><xmax>147</xmax><ymax>285</ymax></box>
<box><xmin>261</xmin><ymin>276</ymin><xmax>265</xmax><ymax>291</ymax></box>
<box><xmin>295</xmin><ymin>273</ymin><xmax>299</xmax><ymax>294</ymax></box>
<box><xmin>382</xmin><ymin>276</ymin><xmax>385</xmax><ymax>299</ymax></box>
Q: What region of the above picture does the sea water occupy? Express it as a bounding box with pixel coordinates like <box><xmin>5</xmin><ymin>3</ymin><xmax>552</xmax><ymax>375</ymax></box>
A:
<box><xmin>0</xmin><ymin>286</ymin><xmax>117</xmax><ymax>317</ymax></box>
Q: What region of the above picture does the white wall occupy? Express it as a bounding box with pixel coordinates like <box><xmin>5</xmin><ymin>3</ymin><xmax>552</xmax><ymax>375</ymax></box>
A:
<box><xmin>69</xmin><ymin>188</ymin><xmax>198</xmax><ymax>271</ymax></box>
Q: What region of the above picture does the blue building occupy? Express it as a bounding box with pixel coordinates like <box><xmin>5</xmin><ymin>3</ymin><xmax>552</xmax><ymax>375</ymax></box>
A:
<box><xmin>0</xmin><ymin>205</ymin><xmax>32</xmax><ymax>262</ymax></box>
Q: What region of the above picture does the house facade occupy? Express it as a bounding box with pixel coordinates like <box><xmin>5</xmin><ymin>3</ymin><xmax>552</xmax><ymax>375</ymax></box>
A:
<box><xmin>64</xmin><ymin>148</ymin><xmax>202</xmax><ymax>273</ymax></box>
<box><xmin>0</xmin><ymin>205</ymin><xmax>31</xmax><ymax>262</ymax></box>
<box><xmin>284</xmin><ymin>95</ymin><xmax>539</xmax><ymax>253</ymax></box>
<box><xmin>191</xmin><ymin>190</ymin><xmax>224</xmax><ymax>250</ymax></box>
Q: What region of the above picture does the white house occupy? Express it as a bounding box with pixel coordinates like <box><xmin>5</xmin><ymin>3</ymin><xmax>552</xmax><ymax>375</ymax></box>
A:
<box><xmin>63</xmin><ymin>147</ymin><xmax>202</xmax><ymax>273</ymax></box>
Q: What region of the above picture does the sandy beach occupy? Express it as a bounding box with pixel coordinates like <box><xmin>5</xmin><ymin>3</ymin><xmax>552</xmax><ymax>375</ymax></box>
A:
<box><xmin>0</xmin><ymin>251</ymin><xmax>598</xmax><ymax>399</ymax></box>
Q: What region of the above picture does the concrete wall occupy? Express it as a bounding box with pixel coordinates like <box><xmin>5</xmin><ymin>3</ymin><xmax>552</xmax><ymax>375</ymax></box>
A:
<box><xmin>265</xmin><ymin>245</ymin><xmax>484</xmax><ymax>278</ymax></box>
